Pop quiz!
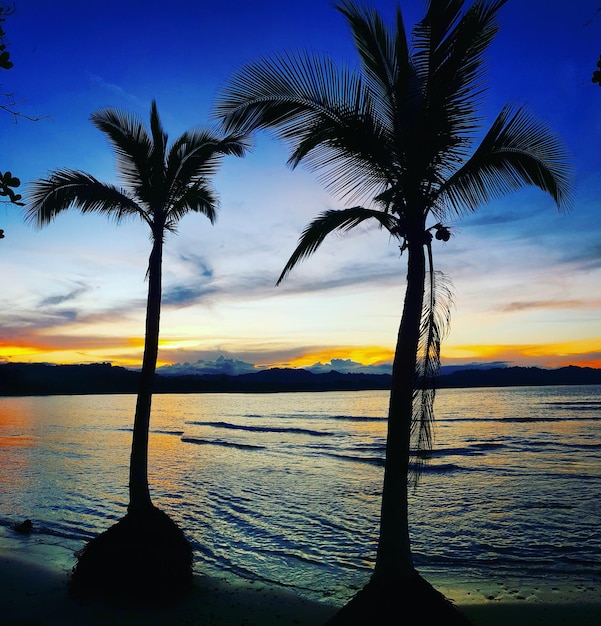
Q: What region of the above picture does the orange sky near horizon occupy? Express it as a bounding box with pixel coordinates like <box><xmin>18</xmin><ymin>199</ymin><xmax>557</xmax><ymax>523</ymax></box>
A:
<box><xmin>1</xmin><ymin>336</ymin><xmax>600</xmax><ymax>371</ymax></box>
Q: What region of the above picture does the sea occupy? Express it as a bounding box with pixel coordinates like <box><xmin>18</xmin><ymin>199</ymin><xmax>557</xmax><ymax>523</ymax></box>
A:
<box><xmin>0</xmin><ymin>385</ymin><xmax>599</xmax><ymax>604</ymax></box>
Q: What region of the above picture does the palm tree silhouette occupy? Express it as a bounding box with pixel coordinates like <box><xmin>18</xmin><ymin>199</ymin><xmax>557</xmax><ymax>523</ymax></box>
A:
<box><xmin>215</xmin><ymin>0</ymin><xmax>572</xmax><ymax>622</ymax></box>
<box><xmin>25</xmin><ymin>100</ymin><xmax>249</xmax><ymax>600</ymax></box>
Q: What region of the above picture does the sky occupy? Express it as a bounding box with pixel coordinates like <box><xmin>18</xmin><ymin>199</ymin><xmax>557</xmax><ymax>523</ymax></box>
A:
<box><xmin>0</xmin><ymin>0</ymin><xmax>600</xmax><ymax>374</ymax></box>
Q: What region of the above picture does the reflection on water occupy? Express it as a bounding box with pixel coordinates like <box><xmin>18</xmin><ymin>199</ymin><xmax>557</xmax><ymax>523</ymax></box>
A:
<box><xmin>0</xmin><ymin>386</ymin><xmax>599</xmax><ymax>602</ymax></box>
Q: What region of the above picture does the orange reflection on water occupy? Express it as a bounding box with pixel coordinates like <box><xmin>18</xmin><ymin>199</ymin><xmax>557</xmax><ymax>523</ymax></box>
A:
<box><xmin>0</xmin><ymin>399</ymin><xmax>37</xmax><ymax>491</ymax></box>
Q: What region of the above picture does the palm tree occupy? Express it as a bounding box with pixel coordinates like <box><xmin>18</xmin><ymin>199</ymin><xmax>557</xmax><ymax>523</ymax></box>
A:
<box><xmin>215</xmin><ymin>0</ymin><xmax>572</xmax><ymax>622</ymax></box>
<box><xmin>24</xmin><ymin>100</ymin><xmax>249</xmax><ymax>601</ymax></box>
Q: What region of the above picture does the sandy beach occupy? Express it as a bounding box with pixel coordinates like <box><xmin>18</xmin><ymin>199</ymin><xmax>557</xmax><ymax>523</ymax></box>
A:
<box><xmin>1</xmin><ymin>536</ymin><xmax>599</xmax><ymax>626</ymax></box>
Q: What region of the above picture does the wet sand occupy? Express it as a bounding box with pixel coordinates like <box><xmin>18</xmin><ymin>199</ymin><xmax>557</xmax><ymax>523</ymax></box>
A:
<box><xmin>1</xmin><ymin>539</ymin><xmax>599</xmax><ymax>626</ymax></box>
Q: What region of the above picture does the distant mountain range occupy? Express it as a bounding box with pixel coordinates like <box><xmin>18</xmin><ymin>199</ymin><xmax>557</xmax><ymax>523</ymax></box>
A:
<box><xmin>0</xmin><ymin>362</ymin><xmax>600</xmax><ymax>396</ymax></box>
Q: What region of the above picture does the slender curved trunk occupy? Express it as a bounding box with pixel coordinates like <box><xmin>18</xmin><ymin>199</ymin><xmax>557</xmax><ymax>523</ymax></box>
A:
<box><xmin>372</xmin><ymin>234</ymin><xmax>426</xmax><ymax>584</ymax></box>
<box><xmin>128</xmin><ymin>234</ymin><xmax>163</xmax><ymax>514</ymax></box>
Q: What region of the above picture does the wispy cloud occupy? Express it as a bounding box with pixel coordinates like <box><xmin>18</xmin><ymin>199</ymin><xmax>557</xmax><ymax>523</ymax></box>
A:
<box><xmin>162</xmin><ymin>284</ymin><xmax>219</xmax><ymax>307</ymax></box>
<box><xmin>87</xmin><ymin>73</ymin><xmax>147</xmax><ymax>109</ymax></box>
<box><xmin>561</xmin><ymin>243</ymin><xmax>601</xmax><ymax>270</ymax></box>
<box><xmin>501</xmin><ymin>299</ymin><xmax>601</xmax><ymax>313</ymax></box>
<box><xmin>38</xmin><ymin>283</ymin><xmax>90</xmax><ymax>307</ymax></box>
<box><xmin>176</xmin><ymin>252</ymin><xmax>214</xmax><ymax>278</ymax></box>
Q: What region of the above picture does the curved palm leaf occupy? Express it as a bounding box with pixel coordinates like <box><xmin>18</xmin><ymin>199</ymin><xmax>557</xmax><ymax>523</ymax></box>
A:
<box><xmin>24</xmin><ymin>169</ymin><xmax>142</xmax><ymax>227</ymax></box>
<box><xmin>164</xmin><ymin>130</ymin><xmax>251</xmax><ymax>225</ymax></box>
<box><xmin>276</xmin><ymin>206</ymin><xmax>400</xmax><ymax>285</ymax></box>
<box><xmin>434</xmin><ymin>104</ymin><xmax>573</xmax><ymax>218</ymax></box>
<box><xmin>165</xmin><ymin>183</ymin><xmax>219</xmax><ymax>231</ymax></box>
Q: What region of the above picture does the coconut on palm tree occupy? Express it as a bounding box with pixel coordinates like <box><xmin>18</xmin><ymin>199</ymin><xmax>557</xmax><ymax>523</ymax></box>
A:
<box><xmin>215</xmin><ymin>0</ymin><xmax>572</xmax><ymax>622</ymax></box>
<box><xmin>24</xmin><ymin>100</ymin><xmax>249</xmax><ymax>601</ymax></box>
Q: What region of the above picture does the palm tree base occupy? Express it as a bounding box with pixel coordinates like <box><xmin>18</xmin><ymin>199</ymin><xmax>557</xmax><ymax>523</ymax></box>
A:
<box><xmin>69</xmin><ymin>506</ymin><xmax>193</xmax><ymax>603</ymax></box>
<box><xmin>324</xmin><ymin>572</ymin><xmax>473</xmax><ymax>625</ymax></box>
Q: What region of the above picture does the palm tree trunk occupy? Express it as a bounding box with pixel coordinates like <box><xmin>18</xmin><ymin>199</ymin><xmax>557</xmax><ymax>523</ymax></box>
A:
<box><xmin>372</xmin><ymin>236</ymin><xmax>426</xmax><ymax>583</ymax></box>
<box><xmin>128</xmin><ymin>234</ymin><xmax>163</xmax><ymax>513</ymax></box>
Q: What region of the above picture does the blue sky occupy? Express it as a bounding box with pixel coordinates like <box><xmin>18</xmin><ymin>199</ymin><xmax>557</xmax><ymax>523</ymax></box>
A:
<box><xmin>1</xmin><ymin>0</ymin><xmax>600</xmax><ymax>372</ymax></box>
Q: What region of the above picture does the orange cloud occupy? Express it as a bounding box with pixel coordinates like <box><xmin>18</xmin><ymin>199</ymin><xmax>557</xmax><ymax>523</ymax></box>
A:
<box><xmin>0</xmin><ymin>333</ymin><xmax>146</xmax><ymax>367</ymax></box>
<box><xmin>442</xmin><ymin>339</ymin><xmax>601</xmax><ymax>369</ymax></box>
<box><xmin>283</xmin><ymin>346</ymin><xmax>395</xmax><ymax>369</ymax></box>
<box><xmin>500</xmin><ymin>299</ymin><xmax>601</xmax><ymax>313</ymax></box>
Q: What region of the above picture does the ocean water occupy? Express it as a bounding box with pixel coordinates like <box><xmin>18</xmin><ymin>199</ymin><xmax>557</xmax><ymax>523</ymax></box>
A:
<box><xmin>0</xmin><ymin>386</ymin><xmax>599</xmax><ymax>603</ymax></box>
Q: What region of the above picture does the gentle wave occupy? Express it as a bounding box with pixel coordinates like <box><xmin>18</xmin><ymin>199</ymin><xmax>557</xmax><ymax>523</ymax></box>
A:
<box><xmin>416</xmin><ymin>442</ymin><xmax>505</xmax><ymax>458</ymax></box>
<box><xmin>327</xmin><ymin>414</ymin><xmax>386</xmax><ymax>422</ymax></box>
<box><xmin>438</xmin><ymin>416</ymin><xmax>601</xmax><ymax>423</ymax></box>
<box><xmin>417</xmin><ymin>462</ymin><xmax>465</xmax><ymax>474</ymax></box>
<box><xmin>521</xmin><ymin>501</ymin><xmax>575</xmax><ymax>510</ymax></box>
<box><xmin>185</xmin><ymin>421</ymin><xmax>332</xmax><ymax>437</ymax></box>
<box><xmin>243</xmin><ymin>413</ymin><xmax>386</xmax><ymax>422</ymax></box>
<box><xmin>320</xmin><ymin>451</ymin><xmax>385</xmax><ymax>466</ymax></box>
<box><xmin>181</xmin><ymin>436</ymin><xmax>266</xmax><ymax>451</ymax></box>
<box><xmin>152</xmin><ymin>429</ymin><xmax>184</xmax><ymax>436</ymax></box>
<box><xmin>543</xmin><ymin>401</ymin><xmax>601</xmax><ymax>409</ymax></box>
<box><xmin>313</xmin><ymin>450</ymin><xmax>466</xmax><ymax>474</ymax></box>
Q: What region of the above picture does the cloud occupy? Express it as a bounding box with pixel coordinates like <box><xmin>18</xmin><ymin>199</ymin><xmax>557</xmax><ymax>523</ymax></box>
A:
<box><xmin>274</xmin><ymin>261</ymin><xmax>400</xmax><ymax>296</ymax></box>
<box><xmin>156</xmin><ymin>354</ymin><xmax>394</xmax><ymax>376</ymax></box>
<box><xmin>439</xmin><ymin>360</ymin><xmax>511</xmax><ymax>374</ymax></box>
<box><xmin>176</xmin><ymin>252</ymin><xmax>214</xmax><ymax>278</ymax></box>
<box><xmin>38</xmin><ymin>283</ymin><xmax>89</xmax><ymax>307</ymax></box>
<box><xmin>156</xmin><ymin>355</ymin><xmax>260</xmax><ymax>376</ymax></box>
<box><xmin>461</xmin><ymin>212</ymin><xmax>527</xmax><ymax>227</ymax></box>
<box><xmin>87</xmin><ymin>73</ymin><xmax>146</xmax><ymax>108</ymax></box>
<box><xmin>306</xmin><ymin>358</ymin><xmax>392</xmax><ymax>374</ymax></box>
<box><xmin>443</xmin><ymin>341</ymin><xmax>601</xmax><ymax>369</ymax></box>
<box><xmin>159</xmin><ymin>258</ymin><xmax>401</xmax><ymax>311</ymax></box>
<box><xmin>162</xmin><ymin>284</ymin><xmax>219</xmax><ymax>307</ymax></box>
<box><xmin>501</xmin><ymin>299</ymin><xmax>599</xmax><ymax>313</ymax></box>
<box><xmin>561</xmin><ymin>243</ymin><xmax>601</xmax><ymax>270</ymax></box>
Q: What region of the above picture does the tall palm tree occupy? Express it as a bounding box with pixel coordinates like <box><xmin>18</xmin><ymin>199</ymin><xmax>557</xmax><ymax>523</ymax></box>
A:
<box><xmin>215</xmin><ymin>0</ymin><xmax>572</xmax><ymax>622</ymax></box>
<box><xmin>24</xmin><ymin>100</ymin><xmax>249</xmax><ymax>600</ymax></box>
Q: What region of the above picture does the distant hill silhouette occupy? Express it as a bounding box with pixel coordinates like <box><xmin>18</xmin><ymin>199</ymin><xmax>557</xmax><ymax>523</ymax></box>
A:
<box><xmin>0</xmin><ymin>362</ymin><xmax>599</xmax><ymax>396</ymax></box>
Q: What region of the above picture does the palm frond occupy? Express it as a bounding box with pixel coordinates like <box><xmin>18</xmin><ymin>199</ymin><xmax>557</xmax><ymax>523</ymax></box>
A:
<box><xmin>90</xmin><ymin>107</ymin><xmax>153</xmax><ymax>198</ymax></box>
<box><xmin>215</xmin><ymin>52</ymin><xmax>396</xmax><ymax>202</ymax></box>
<box><xmin>24</xmin><ymin>169</ymin><xmax>142</xmax><ymax>228</ymax></box>
<box><xmin>277</xmin><ymin>206</ymin><xmax>399</xmax><ymax>285</ymax></box>
<box><xmin>335</xmin><ymin>0</ymin><xmax>411</xmax><ymax>125</ymax></box>
<box><xmin>216</xmin><ymin>51</ymin><xmax>357</xmax><ymax>135</ymax></box>
<box><xmin>165</xmin><ymin>129</ymin><xmax>250</xmax><ymax>217</ymax></box>
<box><xmin>167</xmin><ymin>130</ymin><xmax>250</xmax><ymax>185</ymax></box>
<box><xmin>434</xmin><ymin>104</ymin><xmax>573</xmax><ymax>218</ymax></box>
<box><xmin>410</xmin><ymin>259</ymin><xmax>454</xmax><ymax>485</ymax></box>
<box><xmin>149</xmin><ymin>100</ymin><xmax>168</xmax><ymax>166</ymax></box>
<box><xmin>411</xmin><ymin>0</ymin><xmax>508</xmax><ymax>177</ymax></box>
<box><xmin>165</xmin><ymin>183</ymin><xmax>219</xmax><ymax>231</ymax></box>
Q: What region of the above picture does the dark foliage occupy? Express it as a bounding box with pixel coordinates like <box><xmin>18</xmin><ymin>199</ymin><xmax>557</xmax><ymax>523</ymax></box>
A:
<box><xmin>1</xmin><ymin>362</ymin><xmax>599</xmax><ymax>396</ymax></box>
<box><xmin>69</xmin><ymin>506</ymin><xmax>193</xmax><ymax>603</ymax></box>
<box><xmin>0</xmin><ymin>4</ymin><xmax>23</xmax><ymax>208</ymax></box>
<box><xmin>593</xmin><ymin>54</ymin><xmax>601</xmax><ymax>85</ymax></box>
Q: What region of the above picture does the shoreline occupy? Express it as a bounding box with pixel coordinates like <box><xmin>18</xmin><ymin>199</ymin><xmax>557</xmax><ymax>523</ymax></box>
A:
<box><xmin>0</xmin><ymin>548</ymin><xmax>339</xmax><ymax>626</ymax></box>
<box><xmin>1</xmin><ymin>535</ymin><xmax>599</xmax><ymax>626</ymax></box>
